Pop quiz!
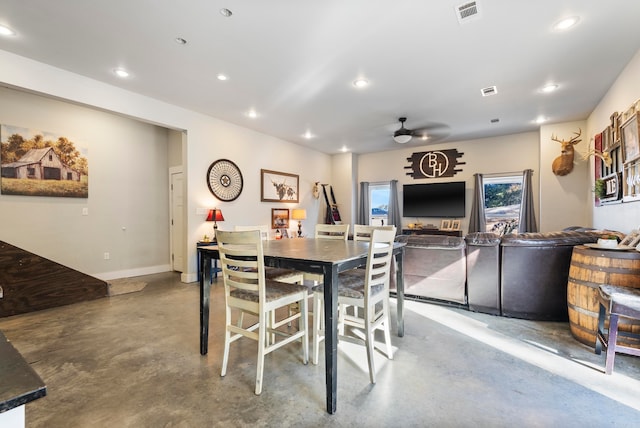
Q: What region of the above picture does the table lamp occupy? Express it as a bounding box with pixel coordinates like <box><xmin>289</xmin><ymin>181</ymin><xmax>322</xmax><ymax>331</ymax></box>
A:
<box><xmin>291</xmin><ymin>208</ymin><xmax>307</xmax><ymax>237</ymax></box>
<box><xmin>206</xmin><ymin>208</ymin><xmax>224</xmax><ymax>240</ymax></box>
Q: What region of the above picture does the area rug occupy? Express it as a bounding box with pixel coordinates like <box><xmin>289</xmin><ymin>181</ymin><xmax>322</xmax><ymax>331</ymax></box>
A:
<box><xmin>107</xmin><ymin>278</ymin><xmax>147</xmax><ymax>296</ymax></box>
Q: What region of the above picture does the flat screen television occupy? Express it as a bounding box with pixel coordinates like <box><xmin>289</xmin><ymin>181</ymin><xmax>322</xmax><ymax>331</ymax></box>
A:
<box><xmin>403</xmin><ymin>182</ymin><xmax>466</xmax><ymax>218</ymax></box>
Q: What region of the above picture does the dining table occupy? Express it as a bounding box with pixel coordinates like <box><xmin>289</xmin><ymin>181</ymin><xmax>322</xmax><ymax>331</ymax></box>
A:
<box><xmin>198</xmin><ymin>237</ymin><xmax>406</xmax><ymax>414</ymax></box>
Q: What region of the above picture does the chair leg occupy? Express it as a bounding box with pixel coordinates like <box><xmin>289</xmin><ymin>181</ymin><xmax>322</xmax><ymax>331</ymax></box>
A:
<box><xmin>595</xmin><ymin>303</ymin><xmax>605</xmax><ymax>355</ymax></box>
<box><xmin>221</xmin><ymin>306</ymin><xmax>232</xmax><ymax>377</ymax></box>
<box><xmin>300</xmin><ymin>295</ymin><xmax>309</xmax><ymax>364</ymax></box>
<box><xmin>255</xmin><ymin>313</ymin><xmax>267</xmax><ymax>395</ymax></box>
<box><xmin>312</xmin><ymin>293</ymin><xmax>323</xmax><ymax>365</ymax></box>
<box><xmin>382</xmin><ymin>298</ymin><xmax>393</xmax><ymax>360</ymax></box>
<box><xmin>605</xmin><ymin>313</ymin><xmax>620</xmax><ymax>375</ymax></box>
<box><xmin>364</xmin><ymin>304</ymin><xmax>376</xmax><ymax>384</ymax></box>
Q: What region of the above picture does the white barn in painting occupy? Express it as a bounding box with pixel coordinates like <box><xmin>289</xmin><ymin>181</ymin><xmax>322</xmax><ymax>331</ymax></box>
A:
<box><xmin>1</xmin><ymin>147</ymin><xmax>80</xmax><ymax>181</ymax></box>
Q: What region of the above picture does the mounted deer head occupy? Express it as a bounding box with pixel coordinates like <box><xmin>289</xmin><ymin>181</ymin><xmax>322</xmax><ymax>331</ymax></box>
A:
<box><xmin>551</xmin><ymin>128</ymin><xmax>582</xmax><ymax>176</ymax></box>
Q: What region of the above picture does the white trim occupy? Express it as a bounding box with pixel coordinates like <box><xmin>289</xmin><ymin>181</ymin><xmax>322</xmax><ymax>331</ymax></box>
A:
<box><xmin>93</xmin><ymin>264</ymin><xmax>171</xmax><ymax>281</ymax></box>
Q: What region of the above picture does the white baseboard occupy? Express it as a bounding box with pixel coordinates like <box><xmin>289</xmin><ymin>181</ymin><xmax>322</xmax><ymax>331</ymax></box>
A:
<box><xmin>93</xmin><ymin>264</ymin><xmax>172</xmax><ymax>281</ymax></box>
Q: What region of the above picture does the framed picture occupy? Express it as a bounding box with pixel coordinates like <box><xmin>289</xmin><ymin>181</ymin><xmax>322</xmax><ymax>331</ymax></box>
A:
<box><xmin>621</xmin><ymin>112</ymin><xmax>640</xmax><ymax>163</ymax></box>
<box><xmin>451</xmin><ymin>220</ymin><xmax>461</xmax><ymax>231</ymax></box>
<box><xmin>271</xmin><ymin>208</ymin><xmax>289</xmax><ymax>229</ymax></box>
<box><xmin>440</xmin><ymin>219</ymin><xmax>451</xmax><ymax>230</ymax></box>
<box><xmin>261</xmin><ymin>169</ymin><xmax>299</xmax><ymax>202</ymax></box>
<box><xmin>620</xmin><ymin>230</ymin><xmax>639</xmax><ymax>246</ymax></box>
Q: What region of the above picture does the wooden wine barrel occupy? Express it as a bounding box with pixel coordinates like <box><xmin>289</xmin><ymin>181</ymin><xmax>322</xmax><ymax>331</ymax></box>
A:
<box><xmin>567</xmin><ymin>245</ymin><xmax>640</xmax><ymax>347</ymax></box>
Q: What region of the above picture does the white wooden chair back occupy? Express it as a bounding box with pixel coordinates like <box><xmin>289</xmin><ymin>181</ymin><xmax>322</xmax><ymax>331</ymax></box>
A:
<box><xmin>234</xmin><ymin>225</ymin><xmax>270</xmax><ymax>240</ymax></box>
<box><xmin>217</xmin><ymin>230</ymin><xmax>265</xmax><ymax>305</ymax></box>
<box><xmin>315</xmin><ymin>224</ymin><xmax>349</xmax><ymax>240</ymax></box>
<box><xmin>365</xmin><ymin>227</ymin><xmax>397</xmax><ymax>295</ymax></box>
<box><xmin>353</xmin><ymin>224</ymin><xmax>395</xmax><ymax>242</ymax></box>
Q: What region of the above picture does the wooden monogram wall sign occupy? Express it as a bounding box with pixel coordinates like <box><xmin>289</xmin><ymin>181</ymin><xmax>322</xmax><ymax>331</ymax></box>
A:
<box><xmin>404</xmin><ymin>149</ymin><xmax>465</xmax><ymax>179</ymax></box>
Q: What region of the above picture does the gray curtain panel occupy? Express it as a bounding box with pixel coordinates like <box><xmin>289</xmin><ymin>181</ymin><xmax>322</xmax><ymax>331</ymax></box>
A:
<box><xmin>358</xmin><ymin>181</ymin><xmax>370</xmax><ymax>225</ymax></box>
<box><xmin>388</xmin><ymin>180</ymin><xmax>401</xmax><ymax>234</ymax></box>
<box><xmin>468</xmin><ymin>173</ymin><xmax>486</xmax><ymax>233</ymax></box>
<box><xmin>518</xmin><ymin>169</ymin><xmax>538</xmax><ymax>232</ymax></box>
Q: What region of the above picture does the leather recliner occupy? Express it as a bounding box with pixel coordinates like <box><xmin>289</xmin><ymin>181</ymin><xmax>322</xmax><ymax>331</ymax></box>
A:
<box><xmin>465</xmin><ymin>233</ymin><xmax>501</xmax><ymax>315</ymax></box>
<box><xmin>394</xmin><ymin>235</ymin><xmax>467</xmax><ymax>305</ymax></box>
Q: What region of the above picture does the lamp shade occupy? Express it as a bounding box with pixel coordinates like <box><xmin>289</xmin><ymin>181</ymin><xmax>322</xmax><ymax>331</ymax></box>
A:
<box><xmin>291</xmin><ymin>209</ymin><xmax>307</xmax><ymax>220</ymax></box>
<box><xmin>206</xmin><ymin>209</ymin><xmax>225</xmax><ymax>222</ymax></box>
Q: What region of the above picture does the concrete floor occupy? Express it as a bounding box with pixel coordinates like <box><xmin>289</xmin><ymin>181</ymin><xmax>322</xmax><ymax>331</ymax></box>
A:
<box><xmin>1</xmin><ymin>271</ymin><xmax>639</xmax><ymax>427</ymax></box>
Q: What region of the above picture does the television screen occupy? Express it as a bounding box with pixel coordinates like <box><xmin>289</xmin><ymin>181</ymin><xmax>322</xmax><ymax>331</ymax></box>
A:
<box><xmin>403</xmin><ymin>182</ymin><xmax>466</xmax><ymax>218</ymax></box>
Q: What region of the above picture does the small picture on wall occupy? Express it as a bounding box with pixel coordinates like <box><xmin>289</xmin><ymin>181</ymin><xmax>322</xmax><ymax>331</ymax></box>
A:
<box><xmin>451</xmin><ymin>220</ymin><xmax>461</xmax><ymax>231</ymax></box>
<box><xmin>272</xmin><ymin>208</ymin><xmax>290</xmax><ymax>229</ymax></box>
<box><xmin>0</xmin><ymin>124</ymin><xmax>89</xmax><ymax>198</ymax></box>
<box><xmin>440</xmin><ymin>219</ymin><xmax>451</xmax><ymax>230</ymax></box>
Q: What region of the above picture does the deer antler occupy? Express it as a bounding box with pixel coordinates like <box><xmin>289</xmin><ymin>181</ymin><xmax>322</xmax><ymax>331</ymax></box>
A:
<box><xmin>551</xmin><ymin>128</ymin><xmax>582</xmax><ymax>145</ymax></box>
<box><xmin>584</xmin><ymin>149</ymin><xmax>612</xmax><ymax>166</ymax></box>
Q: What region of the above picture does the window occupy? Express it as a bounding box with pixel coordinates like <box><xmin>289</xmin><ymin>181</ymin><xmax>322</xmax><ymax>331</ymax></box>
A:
<box><xmin>484</xmin><ymin>175</ymin><xmax>522</xmax><ymax>234</ymax></box>
<box><xmin>369</xmin><ymin>183</ymin><xmax>390</xmax><ymax>226</ymax></box>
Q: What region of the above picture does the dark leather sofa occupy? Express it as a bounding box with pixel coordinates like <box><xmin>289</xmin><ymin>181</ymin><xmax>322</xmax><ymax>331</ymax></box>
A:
<box><xmin>395</xmin><ymin>229</ymin><xmax>622</xmax><ymax>321</ymax></box>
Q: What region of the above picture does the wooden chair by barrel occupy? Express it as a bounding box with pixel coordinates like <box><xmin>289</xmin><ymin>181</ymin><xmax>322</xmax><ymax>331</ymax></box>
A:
<box><xmin>595</xmin><ymin>284</ymin><xmax>640</xmax><ymax>374</ymax></box>
<box><xmin>567</xmin><ymin>245</ymin><xmax>640</xmax><ymax>348</ymax></box>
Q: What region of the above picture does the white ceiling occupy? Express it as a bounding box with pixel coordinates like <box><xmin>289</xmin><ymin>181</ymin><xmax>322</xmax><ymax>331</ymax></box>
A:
<box><xmin>1</xmin><ymin>1</ymin><xmax>640</xmax><ymax>154</ymax></box>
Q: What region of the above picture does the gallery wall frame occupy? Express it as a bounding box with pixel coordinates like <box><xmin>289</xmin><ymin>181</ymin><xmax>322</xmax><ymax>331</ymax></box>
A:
<box><xmin>261</xmin><ymin>169</ymin><xmax>299</xmax><ymax>203</ymax></box>
<box><xmin>622</xmin><ymin>112</ymin><xmax>640</xmax><ymax>163</ymax></box>
<box><xmin>271</xmin><ymin>208</ymin><xmax>290</xmax><ymax>229</ymax></box>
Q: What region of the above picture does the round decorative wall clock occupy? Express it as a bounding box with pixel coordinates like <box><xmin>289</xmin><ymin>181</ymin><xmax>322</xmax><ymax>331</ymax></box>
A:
<box><xmin>206</xmin><ymin>159</ymin><xmax>243</xmax><ymax>201</ymax></box>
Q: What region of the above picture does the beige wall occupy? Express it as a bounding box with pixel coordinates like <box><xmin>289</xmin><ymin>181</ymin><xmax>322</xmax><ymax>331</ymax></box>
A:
<box><xmin>587</xmin><ymin>49</ymin><xmax>640</xmax><ymax>234</ymax></box>
<box><xmin>356</xmin><ymin>132</ymin><xmax>543</xmax><ymax>233</ymax></box>
<box><xmin>539</xmin><ymin>120</ymin><xmax>590</xmax><ymax>231</ymax></box>
<box><xmin>0</xmin><ymin>50</ymin><xmax>332</xmax><ymax>282</ymax></box>
<box><xmin>0</xmin><ymin>86</ymin><xmax>173</xmax><ymax>279</ymax></box>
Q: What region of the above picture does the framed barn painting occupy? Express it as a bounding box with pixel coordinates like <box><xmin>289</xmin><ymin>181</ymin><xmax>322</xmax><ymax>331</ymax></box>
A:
<box><xmin>261</xmin><ymin>169</ymin><xmax>299</xmax><ymax>203</ymax></box>
<box><xmin>0</xmin><ymin>124</ymin><xmax>89</xmax><ymax>198</ymax></box>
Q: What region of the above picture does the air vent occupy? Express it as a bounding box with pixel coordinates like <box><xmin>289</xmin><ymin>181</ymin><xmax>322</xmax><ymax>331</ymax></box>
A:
<box><xmin>481</xmin><ymin>86</ymin><xmax>498</xmax><ymax>97</ymax></box>
<box><xmin>456</xmin><ymin>1</ymin><xmax>480</xmax><ymax>23</ymax></box>
<box><xmin>490</xmin><ymin>118</ymin><xmax>500</xmax><ymax>123</ymax></box>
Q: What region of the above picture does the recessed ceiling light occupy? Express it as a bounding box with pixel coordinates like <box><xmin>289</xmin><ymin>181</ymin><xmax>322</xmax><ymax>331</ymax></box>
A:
<box><xmin>554</xmin><ymin>16</ymin><xmax>579</xmax><ymax>31</ymax></box>
<box><xmin>540</xmin><ymin>84</ymin><xmax>559</xmax><ymax>93</ymax></box>
<box><xmin>535</xmin><ymin>116</ymin><xmax>547</xmax><ymax>124</ymax></box>
<box><xmin>420</xmin><ymin>134</ymin><xmax>428</xmax><ymax>140</ymax></box>
<box><xmin>353</xmin><ymin>79</ymin><xmax>369</xmax><ymax>88</ymax></box>
<box><xmin>217</xmin><ymin>73</ymin><xmax>228</xmax><ymax>81</ymax></box>
<box><xmin>340</xmin><ymin>146</ymin><xmax>349</xmax><ymax>152</ymax></box>
<box><xmin>0</xmin><ymin>25</ymin><xmax>16</xmax><ymax>36</ymax></box>
<box><xmin>220</xmin><ymin>8</ymin><xmax>232</xmax><ymax>17</ymax></box>
<box><xmin>175</xmin><ymin>37</ymin><xmax>187</xmax><ymax>45</ymax></box>
<box><xmin>113</xmin><ymin>68</ymin><xmax>130</xmax><ymax>78</ymax></box>
<box><xmin>247</xmin><ymin>110</ymin><xmax>258</xmax><ymax>119</ymax></box>
<box><xmin>303</xmin><ymin>131</ymin><xmax>314</xmax><ymax>139</ymax></box>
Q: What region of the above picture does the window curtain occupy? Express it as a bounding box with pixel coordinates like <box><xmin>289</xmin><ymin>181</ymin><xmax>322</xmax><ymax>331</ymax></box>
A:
<box><xmin>518</xmin><ymin>169</ymin><xmax>537</xmax><ymax>233</ymax></box>
<box><xmin>388</xmin><ymin>180</ymin><xmax>401</xmax><ymax>234</ymax></box>
<box><xmin>358</xmin><ymin>182</ymin><xmax>370</xmax><ymax>225</ymax></box>
<box><xmin>468</xmin><ymin>173</ymin><xmax>486</xmax><ymax>233</ymax></box>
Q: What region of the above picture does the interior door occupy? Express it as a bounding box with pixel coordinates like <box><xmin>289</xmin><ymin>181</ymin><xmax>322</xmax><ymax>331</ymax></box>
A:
<box><xmin>170</xmin><ymin>169</ymin><xmax>185</xmax><ymax>272</ymax></box>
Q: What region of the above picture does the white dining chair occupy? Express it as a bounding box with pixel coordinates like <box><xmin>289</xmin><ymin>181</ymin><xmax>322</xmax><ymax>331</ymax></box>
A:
<box><xmin>217</xmin><ymin>230</ymin><xmax>309</xmax><ymax>395</ymax></box>
<box><xmin>312</xmin><ymin>226</ymin><xmax>396</xmax><ymax>383</ymax></box>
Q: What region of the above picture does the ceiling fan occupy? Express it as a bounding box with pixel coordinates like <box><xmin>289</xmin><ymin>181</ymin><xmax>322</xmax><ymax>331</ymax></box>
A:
<box><xmin>393</xmin><ymin>117</ymin><xmax>449</xmax><ymax>144</ymax></box>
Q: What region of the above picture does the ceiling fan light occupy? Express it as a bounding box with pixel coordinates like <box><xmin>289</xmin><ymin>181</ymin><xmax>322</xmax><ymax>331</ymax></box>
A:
<box><xmin>394</xmin><ymin>133</ymin><xmax>412</xmax><ymax>144</ymax></box>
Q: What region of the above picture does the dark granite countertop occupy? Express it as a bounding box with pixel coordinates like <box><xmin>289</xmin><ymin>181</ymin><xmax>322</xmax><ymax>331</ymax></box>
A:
<box><xmin>0</xmin><ymin>331</ymin><xmax>46</xmax><ymax>413</ymax></box>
